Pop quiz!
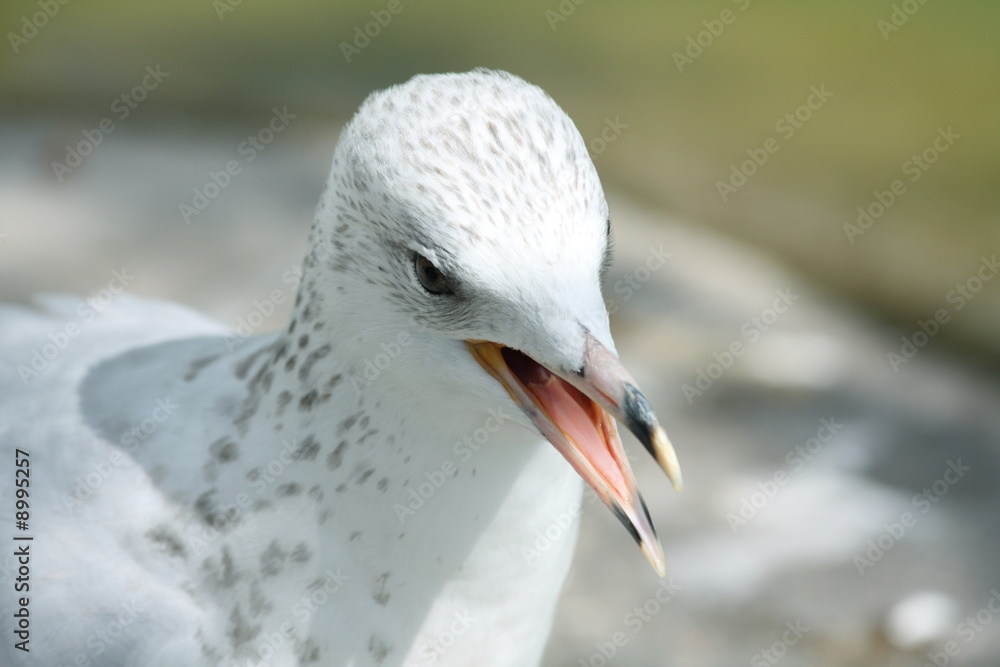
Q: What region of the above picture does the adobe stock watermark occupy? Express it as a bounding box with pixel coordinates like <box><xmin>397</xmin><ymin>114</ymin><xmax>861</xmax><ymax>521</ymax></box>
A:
<box><xmin>61</xmin><ymin>397</ymin><xmax>178</xmax><ymax>512</ymax></box>
<box><xmin>17</xmin><ymin>268</ymin><xmax>134</xmax><ymax>384</ymax></box>
<box><xmin>672</xmin><ymin>0</ymin><xmax>752</xmax><ymax>73</ymax></box>
<box><xmin>545</xmin><ymin>0</ymin><xmax>588</xmax><ymax>30</ymax></box>
<box><xmin>681</xmin><ymin>287</ymin><xmax>800</xmax><ymax>403</ymax></box>
<box><xmin>50</xmin><ymin>65</ymin><xmax>169</xmax><ymax>182</ymax></box>
<box><xmin>66</xmin><ymin>597</ymin><xmax>147</xmax><ymax>666</ymax></box>
<box><xmin>923</xmin><ymin>589</ymin><xmax>1000</xmax><ymax>667</ymax></box>
<box><xmin>878</xmin><ymin>0</ymin><xmax>931</xmax><ymax>40</ymax></box>
<box><xmin>14</xmin><ymin>595</ymin><xmax>147</xmax><ymax>658</ymax></box>
<box><xmin>521</xmin><ymin>487</ymin><xmax>601</xmax><ymax>565</ymax></box>
<box><xmin>854</xmin><ymin>459</ymin><xmax>969</xmax><ymax>575</ymax></box>
<box><xmin>348</xmin><ymin>331</ymin><xmax>414</xmax><ymax>393</ymax></box>
<box><xmin>588</xmin><ymin>116</ymin><xmax>628</xmax><ymax>157</ymax></box>
<box><xmin>0</xmin><ymin>552</ymin><xmax>19</xmax><ymax>587</ymax></box>
<box><xmin>179</xmin><ymin>107</ymin><xmax>296</xmax><ymax>224</ymax></box>
<box><xmin>751</xmin><ymin>619</ymin><xmax>810</xmax><ymax>666</ymax></box>
<box><xmin>716</xmin><ymin>84</ymin><xmax>834</xmax><ymax>202</ymax></box>
<box><xmin>578</xmin><ymin>577</ymin><xmax>682</xmax><ymax>667</ymax></box>
<box><xmin>393</xmin><ymin>407</ymin><xmax>516</xmax><ymax>523</ymax></box>
<box><xmin>224</xmin><ymin>264</ymin><xmax>303</xmax><ymax>351</ymax></box>
<box><xmin>183</xmin><ymin>435</ymin><xmax>317</xmax><ymax>554</ymax></box>
<box><xmin>887</xmin><ymin>254</ymin><xmax>998</xmax><ymax>372</ymax></box>
<box><xmin>340</xmin><ymin>0</ymin><xmax>414</xmax><ymax>63</ymax></box>
<box><xmin>405</xmin><ymin>610</ymin><xmax>478</xmax><ymax>667</ymax></box>
<box><xmin>726</xmin><ymin>417</ymin><xmax>844</xmax><ymax>533</ymax></box>
<box><xmin>346</xmin><ymin>311</ymin><xmax>439</xmax><ymax>393</ymax></box>
<box><xmin>604</xmin><ymin>245</ymin><xmax>672</xmax><ymax>315</ymax></box>
<box><xmin>525</xmin><ymin>150</ymin><xmax>618</xmax><ymax>236</ymax></box>
<box><xmin>844</xmin><ymin>126</ymin><xmax>959</xmax><ymax>243</ymax></box>
<box><xmin>241</xmin><ymin>567</ymin><xmax>350</xmax><ymax>665</ymax></box>
<box><xmin>459</xmin><ymin>112</ymin><xmax>622</xmax><ymax>218</ymax></box>
<box><xmin>7</xmin><ymin>0</ymin><xmax>72</xmax><ymax>54</ymax></box>
<box><xmin>213</xmin><ymin>0</ymin><xmax>245</xmax><ymax>21</ymax></box>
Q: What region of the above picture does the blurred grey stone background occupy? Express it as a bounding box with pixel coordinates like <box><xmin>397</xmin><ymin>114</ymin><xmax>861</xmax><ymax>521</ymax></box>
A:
<box><xmin>1</xmin><ymin>2</ymin><xmax>999</xmax><ymax>666</ymax></box>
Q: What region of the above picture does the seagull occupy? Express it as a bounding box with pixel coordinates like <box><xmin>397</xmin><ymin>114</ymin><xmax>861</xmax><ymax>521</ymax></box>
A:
<box><xmin>0</xmin><ymin>69</ymin><xmax>681</xmax><ymax>667</ymax></box>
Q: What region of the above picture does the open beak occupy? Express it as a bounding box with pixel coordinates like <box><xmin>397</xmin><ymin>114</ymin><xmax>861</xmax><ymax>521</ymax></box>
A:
<box><xmin>466</xmin><ymin>333</ymin><xmax>682</xmax><ymax>576</ymax></box>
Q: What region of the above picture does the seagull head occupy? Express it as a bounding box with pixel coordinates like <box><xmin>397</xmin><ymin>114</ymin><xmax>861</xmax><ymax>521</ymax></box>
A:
<box><xmin>311</xmin><ymin>69</ymin><xmax>681</xmax><ymax>575</ymax></box>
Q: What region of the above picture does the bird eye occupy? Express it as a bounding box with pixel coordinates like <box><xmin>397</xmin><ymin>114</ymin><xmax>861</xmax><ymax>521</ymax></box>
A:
<box><xmin>413</xmin><ymin>252</ymin><xmax>453</xmax><ymax>295</ymax></box>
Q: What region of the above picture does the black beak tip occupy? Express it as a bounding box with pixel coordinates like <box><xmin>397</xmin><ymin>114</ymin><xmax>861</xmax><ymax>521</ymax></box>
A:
<box><xmin>611</xmin><ymin>500</ymin><xmax>644</xmax><ymax>548</ymax></box>
<box><xmin>623</xmin><ymin>383</ymin><xmax>656</xmax><ymax>450</ymax></box>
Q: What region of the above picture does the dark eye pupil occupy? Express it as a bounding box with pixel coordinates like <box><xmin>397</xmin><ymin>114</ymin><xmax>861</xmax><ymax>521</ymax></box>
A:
<box><xmin>415</xmin><ymin>253</ymin><xmax>451</xmax><ymax>295</ymax></box>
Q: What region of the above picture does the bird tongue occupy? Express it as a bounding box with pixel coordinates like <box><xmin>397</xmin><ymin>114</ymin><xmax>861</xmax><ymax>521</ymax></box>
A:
<box><xmin>502</xmin><ymin>348</ymin><xmax>628</xmax><ymax>498</ymax></box>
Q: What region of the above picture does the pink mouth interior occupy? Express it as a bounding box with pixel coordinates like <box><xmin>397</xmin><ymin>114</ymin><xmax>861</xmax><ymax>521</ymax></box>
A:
<box><xmin>502</xmin><ymin>348</ymin><xmax>628</xmax><ymax>498</ymax></box>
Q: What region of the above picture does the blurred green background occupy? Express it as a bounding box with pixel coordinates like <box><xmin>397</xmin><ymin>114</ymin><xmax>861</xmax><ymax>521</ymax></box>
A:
<box><xmin>3</xmin><ymin>0</ymin><xmax>998</xmax><ymax>361</ymax></box>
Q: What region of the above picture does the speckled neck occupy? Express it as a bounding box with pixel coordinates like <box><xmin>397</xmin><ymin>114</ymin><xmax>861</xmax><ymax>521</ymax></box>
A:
<box><xmin>166</xmin><ymin>269</ymin><xmax>582</xmax><ymax>666</ymax></box>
